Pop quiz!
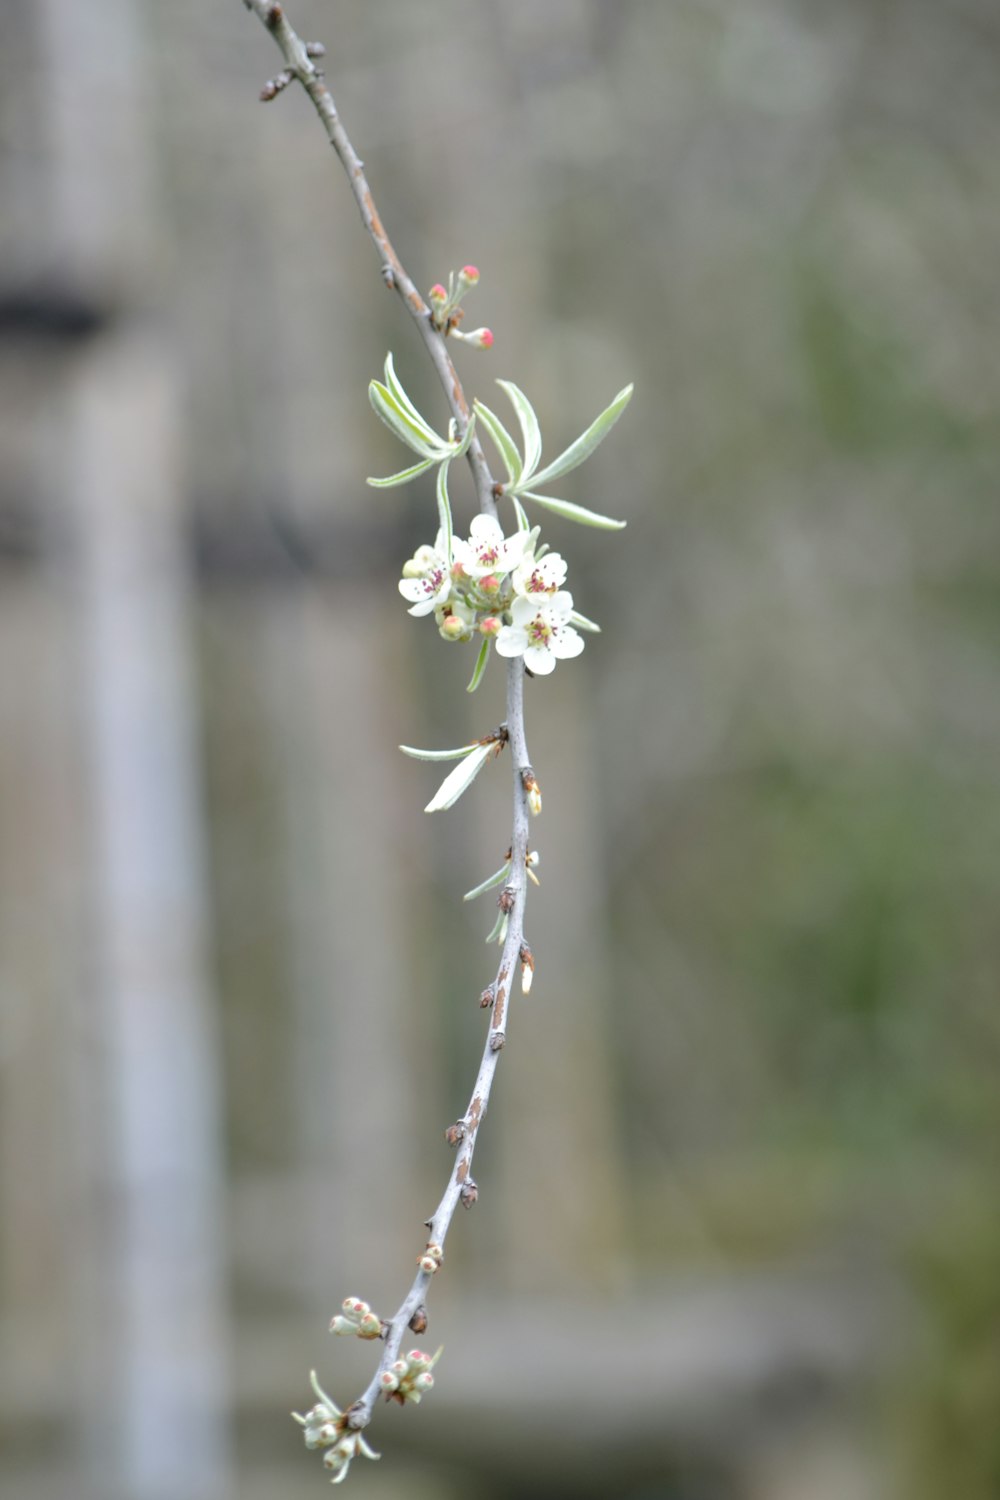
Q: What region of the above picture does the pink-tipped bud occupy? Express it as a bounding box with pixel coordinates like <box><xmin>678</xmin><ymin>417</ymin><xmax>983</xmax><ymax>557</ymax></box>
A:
<box><xmin>429</xmin><ymin>283</ymin><xmax>448</xmax><ymax>304</ymax></box>
<box><xmin>407</xmin><ymin>1349</ymin><xmax>431</xmax><ymax>1369</ymax></box>
<box><xmin>438</xmin><ymin>613</ymin><xmax>467</xmax><ymax>641</ymax></box>
<box><xmin>469</xmin><ymin>327</ymin><xmax>493</xmax><ymax>350</ymax></box>
<box><xmin>418</xmin><ymin>1254</ymin><xmax>440</xmax><ymax>1274</ymax></box>
<box><xmin>459</xmin><ymin>264</ymin><xmax>480</xmax><ymax>286</ymax></box>
<box><xmin>413</xmin><ymin>1371</ymin><xmax>435</xmax><ymax>1391</ymax></box>
<box><xmin>379</xmin><ymin>1371</ymin><xmax>399</xmax><ymax>1394</ymax></box>
<box><xmin>391</xmin><ymin>1359</ymin><xmax>408</xmax><ymax>1378</ymax></box>
<box><xmin>357</xmin><ymin>1311</ymin><xmax>382</xmax><ymax>1339</ymax></box>
<box><xmin>479</xmin><ymin>615</ymin><xmax>502</xmax><ymax>637</ymax></box>
<box><xmin>479</xmin><ymin>573</ymin><xmax>501</xmax><ymax>596</ymax></box>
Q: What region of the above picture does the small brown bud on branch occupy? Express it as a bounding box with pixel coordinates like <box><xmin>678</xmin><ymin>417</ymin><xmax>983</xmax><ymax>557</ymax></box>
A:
<box><xmin>444</xmin><ymin>1121</ymin><xmax>466</xmax><ymax>1147</ymax></box>
<box><xmin>260</xmin><ymin>68</ymin><xmax>294</xmax><ymax>101</ymax></box>
<box><xmin>460</xmin><ymin>1179</ymin><xmax>479</xmax><ymax>1209</ymax></box>
<box><xmin>408</xmin><ymin>1305</ymin><xmax>428</xmax><ymax>1335</ymax></box>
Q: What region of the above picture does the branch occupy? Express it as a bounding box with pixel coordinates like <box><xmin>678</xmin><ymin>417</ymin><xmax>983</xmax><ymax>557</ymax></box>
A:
<box><xmin>242</xmin><ymin>0</ymin><xmax>534</xmax><ymax>1435</ymax></box>
<box><xmin>243</xmin><ymin>0</ymin><xmax>498</xmax><ymax>508</ymax></box>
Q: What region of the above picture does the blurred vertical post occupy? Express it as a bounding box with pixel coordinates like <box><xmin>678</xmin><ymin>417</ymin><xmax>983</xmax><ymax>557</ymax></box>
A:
<box><xmin>35</xmin><ymin>0</ymin><xmax>233</xmax><ymax>1495</ymax></box>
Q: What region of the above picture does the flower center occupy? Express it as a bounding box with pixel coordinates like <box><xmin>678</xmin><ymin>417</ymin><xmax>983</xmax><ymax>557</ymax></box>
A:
<box><xmin>528</xmin><ymin>615</ymin><xmax>552</xmax><ymax>645</ymax></box>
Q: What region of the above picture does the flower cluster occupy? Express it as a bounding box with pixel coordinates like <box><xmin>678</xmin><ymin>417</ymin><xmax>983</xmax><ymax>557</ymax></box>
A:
<box><xmin>377</xmin><ymin>1346</ymin><xmax>443</xmax><ymax>1405</ymax></box>
<box><xmin>329</xmin><ymin>1296</ymin><xmax>382</xmax><ymax>1340</ymax></box>
<box><xmin>399</xmin><ymin>517</ymin><xmax>590</xmax><ymax>676</ymax></box>
<box><xmin>293</xmin><ymin>1374</ymin><xmax>380</xmax><ymax>1487</ymax></box>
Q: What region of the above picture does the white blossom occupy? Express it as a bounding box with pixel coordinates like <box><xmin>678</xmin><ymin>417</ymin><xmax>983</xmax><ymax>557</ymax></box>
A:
<box><xmin>452</xmin><ymin>515</ymin><xmax>528</xmax><ymax>581</ymax></box>
<box><xmin>511</xmin><ymin>549</ymin><xmax>568</xmax><ymax>599</ymax></box>
<box><xmin>495</xmin><ymin>591</ymin><xmax>585</xmax><ymax>675</ymax></box>
<box><xmin>399</xmin><ymin>536</ymin><xmax>451</xmax><ymax>617</ymax></box>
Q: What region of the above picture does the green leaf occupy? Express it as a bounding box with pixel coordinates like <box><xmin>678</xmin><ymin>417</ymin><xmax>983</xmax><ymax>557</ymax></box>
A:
<box><xmin>525</xmin><ymin>382</ymin><xmax>633</xmax><ymax>490</ymax></box>
<box><xmin>436</xmin><ymin>460</ymin><xmax>454</xmax><ymax>563</ymax></box>
<box><xmin>463</xmin><ymin>861</ymin><xmax>512</xmax><ymax>902</ymax></box>
<box><xmin>453</xmin><ymin>409</ymin><xmax>477</xmax><ymax>458</ymax></box>
<box><xmin>520</xmin><ymin>491</ymin><xmax>627</xmax><ymax>530</ymax></box>
<box><xmin>497</xmin><ymin>380</ymin><xmax>542</xmax><ymax>479</ymax></box>
<box><xmin>484</xmin><ymin>907</ymin><xmax>508</xmax><ymax>945</ymax></box>
<box><xmin>383</xmin><ymin>352</ymin><xmax>434</xmax><ymax>434</ymax></box>
<box><xmin>473</xmin><ymin>400</ymin><xmax>523</xmax><ymax>489</ymax></box>
<box><xmin>369</xmin><ymin>381</ymin><xmax>443</xmax><ymax>457</ymax></box>
<box><xmin>399</xmin><ymin>741</ymin><xmax>481</xmax><ymax>762</ymax></box>
<box><xmin>466</xmin><ymin>635</ymin><xmax>491</xmax><ymax>693</ymax></box>
<box><xmin>509</xmin><ymin>494</ymin><xmax>531</xmax><ymax>532</ymax></box>
<box><xmin>425</xmin><ymin>741</ymin><xmax>494</xmax><ymax>813</ymax></box>
<box><xmin>569</xmin><ymin>609</ymin><xmax>602</xmax><ymax>633</ymax></box>
<box><xmin>366</xmin><ymin>457</ymin><xmax>437</xmax><ymax>488</ymax></box>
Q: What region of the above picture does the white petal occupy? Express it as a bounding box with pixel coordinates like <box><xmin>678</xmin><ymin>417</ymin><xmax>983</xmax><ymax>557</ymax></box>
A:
<box><xmin>550</xmin><ymin>625</ymin><xmax>585</xmax><ymax>659</ymax></box>
<box><xmin>469</xmin><ymin>514</ymin><xmax>504</xmax><ymax>547</ymax></box>
<box><xmin>509</xmin><ymin>596</ymin><xmax>538</xmax><ymax>627</ymax></box>
<box><xmin>548</xmin><ymin>590</ymin><xmax>574</xmax><ymax>619</ymax></box>
<box><xmin>522</xmin><ymin>645</ymin><xmax>557</xmax><ymax>675</ymax></box>
<box><xmin>495</xmin><ymin>626</ymin><xmax>528</xmax><ymax>658</ymax></box>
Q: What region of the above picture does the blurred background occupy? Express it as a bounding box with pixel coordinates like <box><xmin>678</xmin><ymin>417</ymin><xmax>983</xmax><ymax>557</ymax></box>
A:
<box><xmin>2</xmin><ymin>0</ymin><xmax>999</xmax><ymax>1496</ymax></box>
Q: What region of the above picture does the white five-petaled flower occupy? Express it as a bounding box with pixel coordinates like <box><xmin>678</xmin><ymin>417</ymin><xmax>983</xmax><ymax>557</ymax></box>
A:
<box><xmin>399</xmin><ymin>535</ymin><xmax>451</xmax><ymax>617</ymax></box>
<box><xmin>495</xmin><ymin>591</ymin><xmax>585</xmax><ymax>675</ymax></box>
<box><xmin>511</xmin><ymin>549</ymin><xmax>568</xmax><ymax>599</ymax></box>
<box><xmin>452</xmin><ymin>515</ymin><xmax>528</xmax><ymax>581</ymax></box>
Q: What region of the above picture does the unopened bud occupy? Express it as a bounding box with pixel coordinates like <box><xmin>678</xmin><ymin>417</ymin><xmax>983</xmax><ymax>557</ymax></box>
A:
<box><xmin>466</xmin><ymin>327</ymin><xmax>493</xmax><ymax>349</ymax></box>
<box><xmin>413</xmin><ymin>1371</ymin><xmax>435</xmax><ymax>1391</ymax></box>
<box><xmin>429</xmin><ymin>283</ymin><xmax>448</xmax><ymax>304</ymax></box>
<box><xmin>522</xmin><ymin>768</ymin><xmax>542</xmax><ymax>816</ymax></box>
<box><xmin>438</xmin><ymin>612</ymin><xmax>468</xmax><ymax>641</ymax></box>
<box><xmin>378</xmin><ymin>1371</ymin><xmax>399</xmax><ymax>1394</ymax></box>
<box><xmin>323</xmin><ymin>1449</ymin><xmax>346</xmax><ymax>1472</ymax></box>
<box><xmin>498</xmin><ymin>885</ymin><xmax>515</xmax><ymax>914</ymax></box>
<box><xmin>445</xmin><ymin>1120</ymin><xmax>466</xmax><ymax>1147</ymax></box>
<box><xmin>479</xmin><ymin>615</ymin><xmax>502</xmax><ymax>636</ymax></box>
<box><xmin>458</xmin><ymin>264</ymin><xmax>480</xmax><ymax>286</ymax></box>
<box><xmin>408</xmin><ymin>1305</ymin><xmax>429</xmax><ymax>1335</ymax></box>
<box><xmin>418</xmin><ymin>1254</ymin><xmax>439</xmax><ymax>1275</ymax></box>
<box><xmin>480</xmin><ymin>984</ymin><xmax>495</xmax><ymax>1009</ymax></box>
<box><xmin>357</xmin><ymin>1311</ymin><xmax>382</xmax><ymax>1339</ymax></box>
<box><xmin>329</xmin><ymin>1315</ymin><xmax>354</xmax><ymax>1335</ymax></box>
<box><xmin>489</xmin><ymin>1030</ymin><xmax>506</xmax><ymax>1052</ymax></box>
<box><xmin>460</xmin><ymin>1179</ymin><xmax>479</xmax><ymax>1209</ymax></box>
<box><xmin>391</xmin><ymin>1359</ymin><xmax>408</xmax><ymax>1378</ymax></box>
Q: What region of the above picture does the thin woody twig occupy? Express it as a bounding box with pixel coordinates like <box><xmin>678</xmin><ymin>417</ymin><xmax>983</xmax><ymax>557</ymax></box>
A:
<box><xmin>242</xmin><ymin>0</ymin><xmax>534</xmax><ymax>1433</ymax></box>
